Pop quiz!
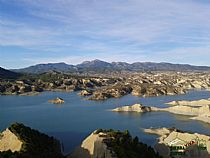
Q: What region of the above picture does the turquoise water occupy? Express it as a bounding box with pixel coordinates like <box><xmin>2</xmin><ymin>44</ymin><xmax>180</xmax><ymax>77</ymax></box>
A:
<box><xmin>1</xmin><ymin>90</ymin><xmax>210</xmax><ymax>154</ymax></box>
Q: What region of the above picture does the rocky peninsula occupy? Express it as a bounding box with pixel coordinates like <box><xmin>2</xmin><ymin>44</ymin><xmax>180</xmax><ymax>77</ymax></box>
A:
<box><xmin>144</xmin><ymin>127</ymin><xmax>210</xmax><ymax>158</ymax></box>
<box><xmin>166</xmin><ymin>98</ymin><xmax>210</xmax><ymax>106</ymax></box>
<box><xmin>112</xmin><ymin>101</ymin><xmax>210</xmax><ymax>124</ymax></box>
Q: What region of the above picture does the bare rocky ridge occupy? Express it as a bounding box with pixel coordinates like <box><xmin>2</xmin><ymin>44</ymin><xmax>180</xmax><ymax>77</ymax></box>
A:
<box><xmin>144</xmin><ymin>127</ymin><xmax>210</xmax><ymax>158</ymax></box>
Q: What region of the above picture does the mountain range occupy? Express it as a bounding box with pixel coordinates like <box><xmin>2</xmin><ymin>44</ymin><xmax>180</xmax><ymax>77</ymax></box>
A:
<box><xmin>1</xmin><ymin>59</ymin><xmax>210</xmax><ymax>76</ymax></box>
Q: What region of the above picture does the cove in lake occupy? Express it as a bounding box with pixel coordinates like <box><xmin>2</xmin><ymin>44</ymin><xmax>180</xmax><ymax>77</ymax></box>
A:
<box><xmin>1</xmin><ymin>90</ymin><xmax>210</xmax><ymax>154</ymax></box>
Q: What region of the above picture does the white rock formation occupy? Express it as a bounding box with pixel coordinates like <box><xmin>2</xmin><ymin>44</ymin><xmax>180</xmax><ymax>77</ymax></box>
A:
<box><xmin>112</xmin><ymin>104</ymin><xmax>159</xmax><ymax>112</ymax></box>
<box><xmin>160</xmin><ymin>105</ymin><xmax>210</xmax><ymax>116</ymax></box>
<box><xmin>0</xmin><ymin>128</ymin><xmax>23</xmax><ymax>152</ymax></box>
<box><xmin>166</xmin><ymin>98</ymin><xmax>210</xmax><ymax>107</ymax></box>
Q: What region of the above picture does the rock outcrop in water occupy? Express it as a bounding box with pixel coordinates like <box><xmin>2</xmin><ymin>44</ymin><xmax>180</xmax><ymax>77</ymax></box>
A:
<box><xmin>163</xmin><ymin>98</ymin><xmax>210</xmax><ymax>124</ymax></box>
<box><xmin>112</xmin><ymin>103</ymin><xmax>210</xmax><ymax>124</ymax></box>
<box><xmin>160</xmin><ymin>104</ymin><xmax>210</xmax><ymax>116</ymax></box>
<box><xmin>112</xmin><ymin>103</ymin><xmax>158</xmax><ymax>112</ymax></box>
<box><xmin>144</xmin><ymin>127</ymin><xmax>210</xmax><ymax>158</ymax></box>
<box><xmin>48</xmin><ymin>97</ymin><xmax>65</xmax><ymax>104</ymax></box>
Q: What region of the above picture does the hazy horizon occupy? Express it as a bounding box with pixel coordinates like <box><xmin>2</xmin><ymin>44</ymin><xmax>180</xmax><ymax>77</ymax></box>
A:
<box><xmin>1</xmin><ymin>0</ymin><xmax>210</xmax><ymax>69</ymax></box>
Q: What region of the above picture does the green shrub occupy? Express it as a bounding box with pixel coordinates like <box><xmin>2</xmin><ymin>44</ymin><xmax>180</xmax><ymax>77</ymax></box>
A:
<box><xmin>96</xmin><ymin>129</ymin><xmax>162</xmax><ymax>158</ymax></box>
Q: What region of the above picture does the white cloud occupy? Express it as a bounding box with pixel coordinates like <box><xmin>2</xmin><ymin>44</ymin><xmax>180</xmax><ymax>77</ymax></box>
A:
<box><xmin>1</xmin><ymin>0</ymin><xmax>210</xmax><ymax>67</ymax></box>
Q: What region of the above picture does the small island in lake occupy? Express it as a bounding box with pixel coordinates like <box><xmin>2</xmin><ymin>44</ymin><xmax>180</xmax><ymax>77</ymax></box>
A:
<box><xmin>48</xmin><ymin>97</ymin><xmax>65</xmax><ymax>104</ymax></box>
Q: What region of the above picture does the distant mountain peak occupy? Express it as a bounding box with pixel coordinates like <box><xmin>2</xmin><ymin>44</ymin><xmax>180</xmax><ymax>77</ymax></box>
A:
<box><xmin>77</xmin><ymin>59</ymin><xmax>112</xmax><ymax>68</ymax></box>
<box><xmin>81</xmin><ymin>59</ymin><xmax>107</xmax><ymax>64</ymax></box>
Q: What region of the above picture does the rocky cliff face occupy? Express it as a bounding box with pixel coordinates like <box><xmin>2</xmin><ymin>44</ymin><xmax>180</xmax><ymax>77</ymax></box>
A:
<box><xmin>68</xmin><ymin>131</ymin><xmax>116</xmax><ymax>158</ymax></box>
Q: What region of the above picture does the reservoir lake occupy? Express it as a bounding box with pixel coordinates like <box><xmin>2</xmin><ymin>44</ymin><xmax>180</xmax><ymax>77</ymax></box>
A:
<box><xmin>1</xmin><ymin>90</ymin><xmax>210</xmax><ymax>154</ymax></box>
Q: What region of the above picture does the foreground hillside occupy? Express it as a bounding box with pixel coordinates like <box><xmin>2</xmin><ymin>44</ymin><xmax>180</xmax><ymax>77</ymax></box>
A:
<box><xmin>0</xmin><ymin>123</ymin><xmax>161</xmax><ymax>158</ymax></box>
<box><xmin>0</xmin><ymin>123</ymin><xmax>63</xmax><ymax>158</ymax></box>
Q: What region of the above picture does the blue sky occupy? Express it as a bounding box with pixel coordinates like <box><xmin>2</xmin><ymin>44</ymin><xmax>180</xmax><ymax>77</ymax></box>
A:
<box><xmin>1</xmin><ymin>0</ymin><xmax>210</xmax><ymax>68</ymax></box>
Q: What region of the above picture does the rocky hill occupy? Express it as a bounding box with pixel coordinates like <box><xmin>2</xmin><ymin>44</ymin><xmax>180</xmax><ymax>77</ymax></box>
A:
<box><xmin>12</xmin><ymin>62</ymin><xmax>77</xmax><ymax>74</ymax></box>
<box><xmin>0</xmin><ymin>67</ymin><xmax>21</xmax><ymax>79</ymax></box>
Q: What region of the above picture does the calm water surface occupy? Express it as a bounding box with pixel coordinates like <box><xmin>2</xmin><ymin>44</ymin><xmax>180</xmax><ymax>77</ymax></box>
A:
<box><xmin>1</xmin><ymin>90</ymin><xmax>210</xmax><ymax>154</ymax></box>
